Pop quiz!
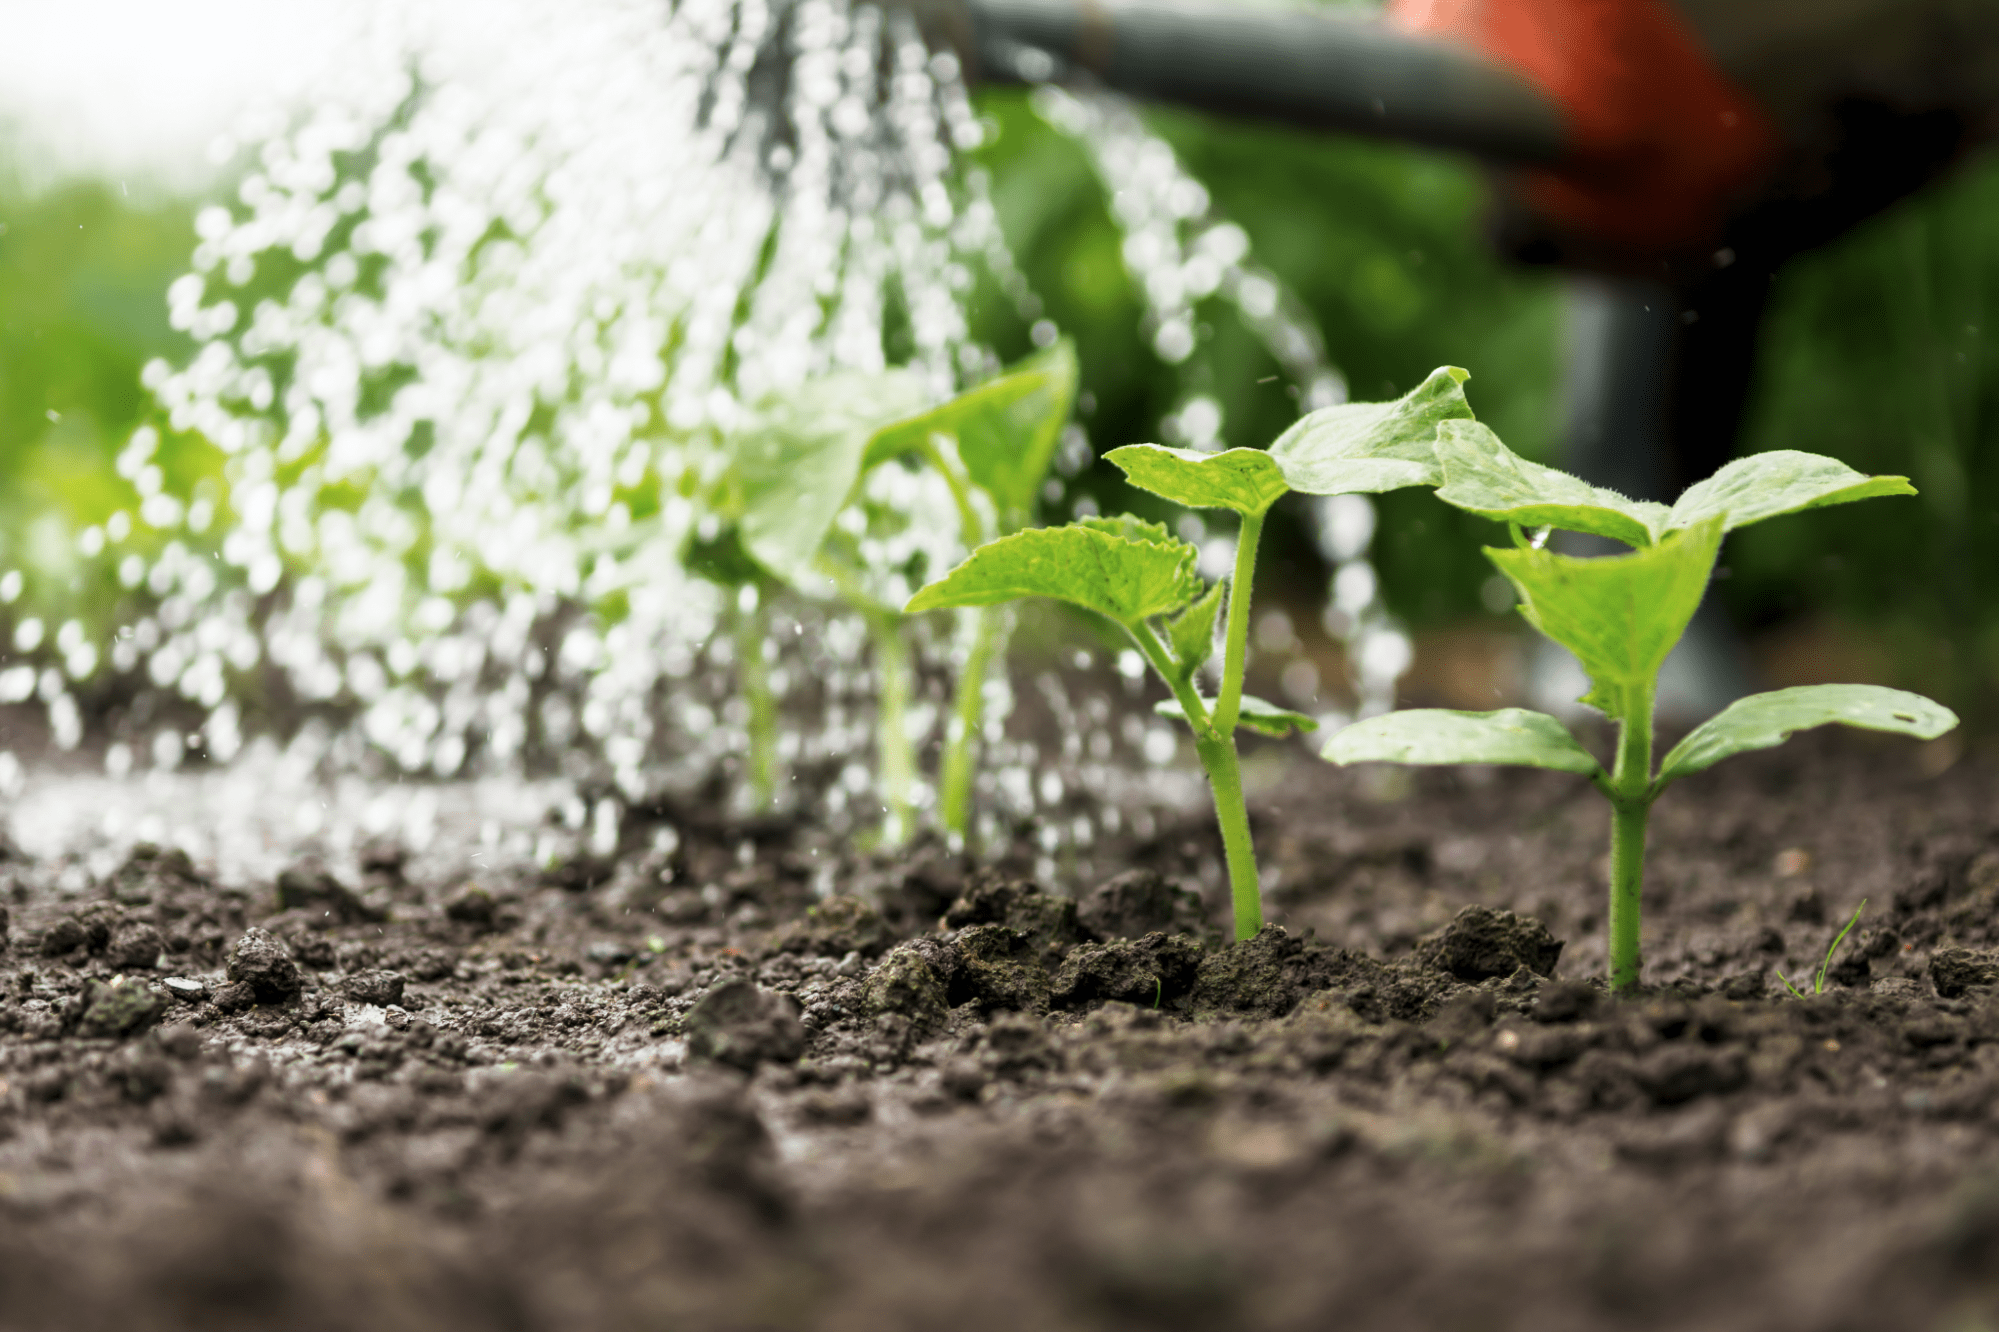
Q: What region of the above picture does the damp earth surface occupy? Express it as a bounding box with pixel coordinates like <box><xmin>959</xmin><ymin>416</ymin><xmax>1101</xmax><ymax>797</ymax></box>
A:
<box><xmin>3</xmin><ymin>724</ymin><xmax>1999</xmax><ymax>1329</ymax></box>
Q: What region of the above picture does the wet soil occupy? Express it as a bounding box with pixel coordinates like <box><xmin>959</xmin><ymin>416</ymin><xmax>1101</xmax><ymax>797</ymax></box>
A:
<box><xmin>4</xmin><ymin>729</ymin><xmax>1999</xmax><ymax>1329</ymax></box>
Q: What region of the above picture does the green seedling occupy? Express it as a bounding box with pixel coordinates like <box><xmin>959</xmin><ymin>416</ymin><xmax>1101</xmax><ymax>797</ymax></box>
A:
<box><xmin>862</xmin><ymin>341</ymin><xmax>1078</xmax><ymax>840</ymax></box>
<box><xmin>700</xmin><ymin>369</ymin><xmax>931</xmax><ymax>813</ymax></box>
<box><xmin>1782</xmin><ymin>899</ymin><xmax>1867</xmax><ymax>998</ymax></box>
<box><xmin>718</xmin><ymin>345</ymin><xmax>1076</xmax><ymax>841</ymax></box>
<box><xmin>1327</xmin><ymin>421</ymin><xmax>1958</xmax><ymax>991</ymax></box>
<box><xmin>908</xmin><ymin>368</ymin><xmax>1479</xmax><ymax>939</ymax></box>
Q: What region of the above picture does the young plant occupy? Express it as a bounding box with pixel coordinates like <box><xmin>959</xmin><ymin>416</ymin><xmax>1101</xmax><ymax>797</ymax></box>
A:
<box><xmin>1782</xmin><ymin>899</ymin><xmax>1867</xmax><ymax>998</ymax></box>
<box><xmin>716</xmin><ymin>346</ymin><xmax>1076</xmax><ymax>840</ymax></box>
<box><xmin>862</xmin><ymin>341</ymin><xmax>1078</xmax><ymax>840</ymax></box>
<box><xmin>908</xmin><ymin>368</ymin><xmax>1479</xmax><ymax>939</ymax></box>
<box><xmin>700</xmin><ymin>369</ymin><xmax>931</xmax><ymax>814</ymax></box>
<box><xmin>1327</xmin><ymin>422</ymin><xmax>1959</xmax><ymax>991</ymax></box>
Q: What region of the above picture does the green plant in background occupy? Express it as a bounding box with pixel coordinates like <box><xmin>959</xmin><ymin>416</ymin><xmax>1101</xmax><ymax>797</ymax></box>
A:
<box><xmin>1328</xmin><ymin>423</ymin><xmax>1959</xmax><ymax>991</ymax></box>
<box><xmin>1782</xmin><ymin>899</ymin><xmax>1868</xmax><ymax>999</ymax></box>
<box><xmin>697</xmin><ymin>369</ymin><xmax>930</xmax><ymax>819</ymax></box>
<box><xmin>702</xmin><ymin>343</ymin><xmax>1076</xmax><ymax>838</ymax></box>
<box><xmin>909</xmin><ymin>368</ymin><xmax>1476</xmax><ymax>939</ymax></box>
<box><xmin>860</xmin><ymin>340</ymin><xmax>1078</xmax><ymax>839</ymax></box>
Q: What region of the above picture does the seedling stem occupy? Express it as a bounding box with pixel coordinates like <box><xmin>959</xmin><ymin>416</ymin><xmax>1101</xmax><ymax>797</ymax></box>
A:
<box><xmin>1214</xmin><ymin>511</ymin><xmax>1263</xmax><ymax>738</ymax></box>
<box><xmin>1606</xmin><ymin>681</ymin><xmax>1654</xmax><ymax>990</ymax></box>
<box><xmin>918</xmin><ymin>434</ymin><xmax>1001</xmax><ymax>843</ymax></box>
<box><xmin>868</xmin><ymin>610</ymin><xmax>917</xmax><ymax>848</ymax></box>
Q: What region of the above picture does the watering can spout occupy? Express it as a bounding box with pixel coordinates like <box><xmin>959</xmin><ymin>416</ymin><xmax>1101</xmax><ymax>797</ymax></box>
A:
<box><xmin>909</xmin><ymin>0</ymin><xmax>1566</xmax><ymax>164</ymax></box>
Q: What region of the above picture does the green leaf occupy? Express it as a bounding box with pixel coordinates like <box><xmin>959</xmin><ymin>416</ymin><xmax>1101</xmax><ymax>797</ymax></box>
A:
<box><xmin>1156</xmin><ymin>693</ymin><xmax>1318</xmax><ymax>737</ymax></box>
<box><xmin>1165</xmin><ymin>577</ymin><xmax>1225</xmax><ymax>679</ymax></box>
<box><xmin>1656</xmin><ymin>685</ymin><xmax>1958</xmax><ymax>787</ymax></box>
<box><xmin>904</xmin><ymin>520</ymin><xmax>1200</xmax><ymax>627</ymax></box>
<box><xmin>1106</xmin><ymin>444</ymin><xmax>1290</xmax><ymax>516</ymax></box>
<box><xmin>866</xmin><ymin>340</ymin><xmax>1078</xmax><ymax>515</ymax></box>
<box><xmin>1435</xmin><ymin>419</ymin><xmax>1670</xmax><ymax>547</ymax></box>
<box><xmin>1267</xmin><ymin>365</ymin><xmax>1473</xmax><ymax>496</ymax></box>
<box><xmin>1487</xmin><ymin>517</ymin><xmax>1723</xmax><ymax>721</ymax></box>
<box><xmin>682</xmin><ymin>523</ymin><xmax>767</xmax><ymax>589</ymax></box>
<box><xmin>1664</xmin><ymin>450</ymin><xmax>1917</xmax><ymax>534</ymax></box>
<box><xmin>1323</xmin><ymin>707</ymin><xmax>1603</xmax><ymax>775</ymax></box>
<box><xmin>737</xmin><ymin>369</ymin><xmax>932</xmax><ymax>581</ymax></box>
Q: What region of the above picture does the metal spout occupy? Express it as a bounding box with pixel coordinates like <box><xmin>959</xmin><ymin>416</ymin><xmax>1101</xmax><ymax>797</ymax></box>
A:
<box><xmin>910</xmin><ymin>0</ymin><xmax>1567</xmax><ymax>164</ymax></box>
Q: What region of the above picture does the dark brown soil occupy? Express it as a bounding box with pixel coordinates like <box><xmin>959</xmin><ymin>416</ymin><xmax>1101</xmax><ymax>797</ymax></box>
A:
<box><xmin>4</xmin><ymin>729</ymin><xmax>1999</xmax><ymax>1329</ymax></box>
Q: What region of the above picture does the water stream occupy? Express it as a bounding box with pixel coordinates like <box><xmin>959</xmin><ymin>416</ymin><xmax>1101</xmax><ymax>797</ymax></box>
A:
<box><xmin>2</xmin><ymin>0</ymin><xmax>1408</xmax><ymax>878</ymax></box>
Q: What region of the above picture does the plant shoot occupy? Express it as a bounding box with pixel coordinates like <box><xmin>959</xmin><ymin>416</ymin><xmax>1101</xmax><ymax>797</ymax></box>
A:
<box><xmin>1328</xmin><ymin>423</ymin><xmax>1957</xmax><ymax>991</ymax></box>
<box><xmin>910</xmin><ymin>368</ymin><xmax>1477</xmax><ymax>938</ymax></box>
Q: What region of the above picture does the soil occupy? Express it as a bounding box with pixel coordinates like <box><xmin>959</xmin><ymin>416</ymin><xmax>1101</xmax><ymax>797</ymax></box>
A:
<box><xmin>4</xmin><ymin>726</ymin><xmax>1999</xmax><ymax>1329</ymax></box>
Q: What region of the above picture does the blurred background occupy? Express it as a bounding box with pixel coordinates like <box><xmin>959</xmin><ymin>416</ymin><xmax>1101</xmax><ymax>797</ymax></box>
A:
<box><xmin>3</xmin><ymin>0</ymin><xmax>1996</xmax><ymax>734</ymax></box>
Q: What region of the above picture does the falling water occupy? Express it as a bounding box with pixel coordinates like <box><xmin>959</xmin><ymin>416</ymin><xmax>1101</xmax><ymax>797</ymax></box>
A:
<box><xmin>0</xmin><ymin>0</ymin><xmax>1409</xmax><ymax>882</ymax></box>
<box><xmin>56</xmin><ymin>0</ymin><xmax>1004</xmax><ymax>802</ymax></box>
<box><xmin>1030</xmin><ymin>85</ymin><xmax>1412</xmax><ymax>723</ymax></box>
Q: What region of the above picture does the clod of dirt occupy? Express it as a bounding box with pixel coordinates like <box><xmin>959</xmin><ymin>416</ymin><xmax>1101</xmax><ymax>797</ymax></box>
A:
<box><xmin>1077</xmin><ymin>868</ymin><xmax>1211</xmax><ymax>942</ymax></box>
<box><xmin>444</xmin><ymin>885</ymin><xmax>497</xmax><ymax>926</ymax></box>
<box><xmin>980</xmin><ymin>1011</ymin><xmax>1056</xmax><ymax>1077</ymax></box>
<box><xmin>113</xmin><ymin>1051</ymin><xmax>173</xmax><ymax>1103</ymax></box>
<box><xmin>359</xmin><ymin>839</ymin><xmax>408</xmax><ymax>884</ymax></box>
<box><xmin>942</xmin><ymin>876</ymin><xmax>1083</xmax><ymax>956</ymax></box>
<box><xmin>478</xmin><ymin>1067</ymin><xmax>592</xmax><ymax>1145</ymax></box>
<box><xmin>105</xmin><ymin>922</ymin><xmax>166</xmax><ymax>970</ymax></box>
<box><xmin>685</xmin><ymin>979</ymin><xmax>807</xmax><ymax>1070</ymax></box>
<box><xmin>1533</xmin><ymin>978</ymin><xmax>1604</xmax><ymax>1023</ymax></box>
<box><xmin>104</xmin><ymin>842</ymin><xmax>204</xmax><ymax>905</ymax></box>
<box><xmin>1051</xmin><ymin>932</ymin><xmax>1203</xmax><ymax>1010</ymax></box>
<box><xmin>1190</xmin><ymin>926</ymin><xmax>1358</xmax><ymax>1020</ymax></box>
<box><xmin>39</xmin><ymin>915</ymin><xmax>86</xmax><ymax>957</ymax></box>
<box><xmin>950</xmin><ymin>923</ymin><xmax>1050</xmax><ymax>1014</ymax></box>
<box><xmin>275</xmin><ymin>865</ymin><xmax>387</xmax><ymax>924</ymax></box>
<box><xmin>771</xmin><ymin>895</ymin><xmax>893</xmax><ymax>959</ymax></box>
<box><xmin>1634</xmin><ymin>1045</ymin><xmax>1748</xmax><ymax>1106</ymax></box>
<box><xmin>1931</xmin><ymin>946</ymin><xmax>1999</xmax><ymax>998</ymax></box>
<box><xmin>344</xmin><ymin>969</ymin><xmax>407</xmax><ymax>1007</ymax></box>
<box><xmin>77</xmin><ymin>978</ymin><xmax>166</xmax><ymax>1038</ymax></box>
<box><xmin>225</xmin><ymin>928</ymin><xmax>303</xmax><ymax>1003</ymax></box>
<box><xmin>861</xmin><ymin>942</ymin><xmax>952</xmax><ymax>1034</ymax></box>
<box><xmin>211</xmin><ymin>982</ymin><xmax>256</xmax><ymax>1013</ymax></box>
<box><xmin>1416</xmin><ymin>905</ymin><xmax>1564</xmax><ymax>982</ymax></box>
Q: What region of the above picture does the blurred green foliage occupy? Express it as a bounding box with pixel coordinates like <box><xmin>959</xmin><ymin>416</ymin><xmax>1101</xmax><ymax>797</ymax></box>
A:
<box><xmin>1728</xmin><ymin>158</ymin><xmax>1999</xmax><ymax>707</ymax></box>
<box><xmin>0</xmin><ymin>180</ymin><xmax>196</xmax><ymax>619</ymax></box>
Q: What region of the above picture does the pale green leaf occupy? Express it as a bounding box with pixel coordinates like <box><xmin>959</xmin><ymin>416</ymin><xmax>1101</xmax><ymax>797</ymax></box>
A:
<box><xmin>1656</xmin><ymin>685</ymin><xmax>1958</xmax><ymax>787</ymax></box>
<box><xmin>1107</xmin><ymin>444</ymin><xmax>1290</xmax><ymax>516</ymax></box>
<box><xmin>904</xmin><ymin>521</ymin><xmax>1200</xmax><ymax>627</ymax></box>
<box><xmin>1156</xmin><ymin>693</ymin><xmax>1318</xmax><ymax>737</ymax></box>
<box><xmin>1664</xmin><ymin>450</ymin><xmax>1916</xmax><ymax>534</ymax></box>
<box><xmin>1435</xmin><ymin>419</ymin><xmax>1670</xmax><ymax>547</ymax></box>
<box><xmin>1486</xmin><ymin>517</ymin><xmax>1723</xmax><ymax>722</ymax></box>
<box><xmin>1323</xmin><ymin>707</ymin><xmax>1603</xmax><ymax>775</ymax></box>
<box><xmin>1267</xmin><ymin>365</ymin><xmax>1472</xmax><ymax>496</ymax></box>
<box><xmin>866</xmin><ymin>341</ymin><xmax>1078</xmax><ymax>515</ymax></box>
<box><xmin>1165</xmin><ymin>578</ymin><xmax>1224</xmax><ymax>679</ymax></box>
<box><xmin>738</xmin><ymin>369</ymin><xmax>932</xmax><ymax>580</ymax></box>
<box><xmin>1077</xmin><ymin>513</ymin><xmax>1178</xmax><ymax>545</ymax></box>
